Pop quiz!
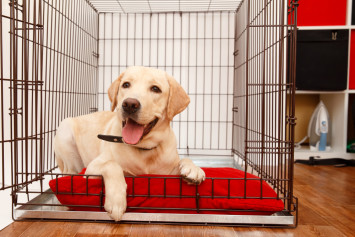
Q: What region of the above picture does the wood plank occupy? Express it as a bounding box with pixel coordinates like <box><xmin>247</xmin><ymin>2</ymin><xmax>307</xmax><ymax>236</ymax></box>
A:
<box><xmin>320</xmin><ymin>205</ymin><xmax>355</xmax><ymax>237</ymax></box>
<box><xmin>101</xmin><ymin>223</ymin><xmax>132</xmax><ymax>235</ymax></box>
<box><xmin>16</xmin><ymin>221</ymin><xmax>78</xmax><ymax>237</ymax></box>
<box><xmin>74</xmin><ymin>222</ymin><xmax>127</xmax><ymax>236</ymax></box>
<box><xmin>0</xmin><ymin>221</ymin><xmax>34</xmax><ymax>237</ymax></box>
<box><xmin>183</xmin><ymin>226</ymin><xmax>237</xmax><ymax>237</ymax></box>
<box><xmin>129</xmin><ymin>224</ymin><xmax>183</xmax><ymax>237</ymax></box>
<box><xmin>295</xmin><ymin>196</ymin><xmax>329</xmax><ymax>226</ymax></box>
<box><xmin>42</xmin><ymin>222</ymin><xmax>80</xmax><ymax>237</ymax></box>
<box><xmin>233</xmin><ymin>227</ymin><xmax>280</xmax><ymax>237</ymax></box>
<box><xmin>290</xmin><ymin>225</ymin><xmax>346</xmax><ymax>237</ymax></box>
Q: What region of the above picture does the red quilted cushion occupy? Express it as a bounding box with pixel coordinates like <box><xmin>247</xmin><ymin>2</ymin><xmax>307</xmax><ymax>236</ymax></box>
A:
<box><xmin>49</xmin><ymin>167</ymin><xmax>284</xmax><ymax>215</ymax></box>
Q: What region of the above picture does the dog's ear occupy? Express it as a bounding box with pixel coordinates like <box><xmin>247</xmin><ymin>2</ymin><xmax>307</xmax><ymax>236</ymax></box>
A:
<box><xmin>108</xmin><ymin>72</ymin><xmax>125</xmax><ymax>112</ymax></box>
<box><xmin>166</xmin><ymin>73</ymin><xmax>190</xmax><ymax>120</ymax></box>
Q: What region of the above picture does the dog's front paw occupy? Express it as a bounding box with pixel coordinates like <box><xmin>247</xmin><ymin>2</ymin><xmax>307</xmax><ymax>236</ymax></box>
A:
<box><xmin>104</xmin><ymin>191</ymin><xmax>127</xmax><ymax>221</ymax></box>
<box><xmin>179</xmin><ymin>158</ymin><xmax>206</xmax><ymax>185</ymax></box>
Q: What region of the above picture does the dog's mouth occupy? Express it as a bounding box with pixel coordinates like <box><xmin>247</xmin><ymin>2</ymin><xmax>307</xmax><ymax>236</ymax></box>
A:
<box><xmin>122</xmin><ymin>118</ymin><xmax>159</xmax><ymax>145</ymax></box>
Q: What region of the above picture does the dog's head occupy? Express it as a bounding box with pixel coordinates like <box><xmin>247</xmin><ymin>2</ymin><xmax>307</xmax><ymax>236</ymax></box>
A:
<box><xmin>108</xmin><ymin>66</ymin><xmax>190</xmax><ymax>146</ymax></box>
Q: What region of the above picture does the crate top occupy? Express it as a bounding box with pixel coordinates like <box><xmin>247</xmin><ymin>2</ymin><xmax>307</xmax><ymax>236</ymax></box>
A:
<box><xmin>87</xmin><ymin>0</ymin><xmax>242</xmax><ymax>13</ymax></box>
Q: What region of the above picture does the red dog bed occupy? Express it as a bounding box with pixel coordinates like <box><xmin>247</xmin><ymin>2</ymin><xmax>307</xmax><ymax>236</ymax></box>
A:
<box><xmin>49</xmin><ymin>167</ymin><xmax>284</xmax><ymax>215</ymax></box>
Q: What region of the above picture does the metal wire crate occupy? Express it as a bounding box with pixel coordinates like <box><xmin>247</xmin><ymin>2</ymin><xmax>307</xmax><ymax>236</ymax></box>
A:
<box><xmin>0</xmin><ymin>0</ymin><xmax>298</xmax><ymax>227</ymax></box>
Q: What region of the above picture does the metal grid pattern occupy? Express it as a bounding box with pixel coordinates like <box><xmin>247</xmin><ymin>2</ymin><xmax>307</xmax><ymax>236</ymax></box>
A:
<box><xmin>0</xmin><ymin>0</ymin><xmax>98</xmax><ymax>190</ymax></box>
<box><xmin>233</xmin><ymin>0</ymin><xmax>298</xmax><ymax>211</ymax></box>
<box><xmin>98</xmin><ymin>12</ymin><xmax>235</xmax><ymax>156</ymax></box>
<box><xmin>88</xmin><ymin>0</ymin><xmax>243</xmax><ymax>13</ymax></box>
<box><xmin>0</xmin><ymin>0</ymin><xmax>298</xmax><ymax>226</ymax></box>
<box><xmin>23</xmin><ymin>172</ymin><xmax>289</xmax><ymax>213</ymax></box>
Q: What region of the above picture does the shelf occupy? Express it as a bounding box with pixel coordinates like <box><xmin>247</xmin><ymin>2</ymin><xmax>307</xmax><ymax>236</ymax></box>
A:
<box><xmin>294</xmin><ymin>94</ymin><xmax>348</xmax><ymax>159</ymax></box>
<box><xmin>295</xmin><ymin>146</ymin><xmax>344</xmax><ymax>154</ymax></box>
<box><xmin>295</xmin><ymin>90</ymin><xmax>346</xmax><ymax>95</ymax></box>
<box><xmin>293</xmin><ymin>0</ymin><xmax>354</xmax><ymax>160</ymax></box>
<box><xmin>296</xmin><ymin>0</ymin><xmax>347</xmax><ymax>27</ymax></box>
<box><xmin>294</xmin><ymin>146</ymin><xmax>354</xmax><ymax>160</ymax></box>
<box><xmin>298</xmin><ymin>26</ymin><xmax>353</xmax><ymax>30</ymax></box>
<box><xmin>295</xmin><ymin>151</ymin><xmax>355</xmax><ymax>160</ymax></box>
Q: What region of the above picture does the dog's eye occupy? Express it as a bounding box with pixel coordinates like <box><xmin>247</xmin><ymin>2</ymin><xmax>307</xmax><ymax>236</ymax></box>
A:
<box><xmin>151</xmin><ymin>86</ymin><xmax>162</xmax><ymax>93</ymax></box>
<box><xmin>122</xmin><ymin>82</ymin><xmax>130</xmax><ymax>89</ymax></box>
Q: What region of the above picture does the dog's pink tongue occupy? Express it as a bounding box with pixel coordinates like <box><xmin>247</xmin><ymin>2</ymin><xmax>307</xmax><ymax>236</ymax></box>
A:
<box><xmin>122</xmin><ymin>119</ymin><xmax>145</xmax><ymax>145</ymax></box>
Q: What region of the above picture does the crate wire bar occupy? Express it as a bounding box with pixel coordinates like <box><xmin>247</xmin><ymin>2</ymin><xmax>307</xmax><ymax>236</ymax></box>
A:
<box><xmin>16</xmin><ymin>174</ymin><xmax>289</xmax><ymax>212</ymax></box>
<box><xmin>0</xmin><ymin>0</ymin><xmax>298</xmax><ymax>227</ymax></box>
<box><xmin>233</xmin><ymin>0</ymin><xmax>298</xmax><ymax>215</ymax></box>
<box><xmin>88</xmin><ymin>1</ymin><xmax>244</xmax><ymax>13</ymax></box>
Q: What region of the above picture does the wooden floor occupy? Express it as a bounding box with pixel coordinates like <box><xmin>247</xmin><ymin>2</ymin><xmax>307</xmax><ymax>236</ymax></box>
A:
<box><xmin>1</xmin><ymin>163</ymin><xmax>354</xmax><ymax>237</ymax></box>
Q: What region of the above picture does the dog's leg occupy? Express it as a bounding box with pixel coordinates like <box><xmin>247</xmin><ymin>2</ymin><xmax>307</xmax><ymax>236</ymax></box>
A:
<box><xmin>85</xmin><ymin>155</ymin><xmax>127</xmax><ymax>221</ymax></box>
<box><xmin>54</xmin><ymin>118</ymin><xmax>84</xmax><ymax>174</ymax></box>
<box><xmin>179</xmin><ymin>158</ymin><xmax>206</xmax><ymax>185</ymax></box>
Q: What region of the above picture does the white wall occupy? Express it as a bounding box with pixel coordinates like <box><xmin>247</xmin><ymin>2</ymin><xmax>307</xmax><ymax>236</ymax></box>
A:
<box><xmin>0</xmin><ymin>0</ymin><xmax>14</xmax><ymax>229</ymax></box>
<box><xmin>0</xmin><ymin>0</ymin><xmax>98</xmax><ymax>229</ymax></box>
<box><xmin>97</xmin><ymin>12</ymin><xmax>235</xmax><ymax>156</ymax></box>
<box><xmin>0</xmin><ymin>189</ymin><xmax>12</xmax><ymax>229</ymax></box>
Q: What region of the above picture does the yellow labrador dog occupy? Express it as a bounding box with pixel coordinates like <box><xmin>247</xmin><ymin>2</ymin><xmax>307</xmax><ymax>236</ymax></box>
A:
<box><xmin>54</xmin><ymin>66</ymin><xmax>205</xmax><ymax>221</ymax></box>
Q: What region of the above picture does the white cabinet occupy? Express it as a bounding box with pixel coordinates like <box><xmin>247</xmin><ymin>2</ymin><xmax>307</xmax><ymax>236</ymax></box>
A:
<box><xmin>294</xmin><ymin>0</ymin><xmax>355</xmax><ymax>160</ymax></box>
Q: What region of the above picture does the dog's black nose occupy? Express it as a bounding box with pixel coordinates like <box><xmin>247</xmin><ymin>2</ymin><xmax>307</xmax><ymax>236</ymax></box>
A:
<box><xmin>122</xmin><ymin>98</ymin><xmax>141</xmax><ymax>114</ymax></box>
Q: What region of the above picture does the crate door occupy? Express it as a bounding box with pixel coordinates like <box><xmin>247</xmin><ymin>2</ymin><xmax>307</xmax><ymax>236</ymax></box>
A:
<box><xmin>1</xmin><ymin>0</ymin><xmax>45</xmax><ymax>191</ymax></box>
<box><xmin>233</xmin><ymin>0</ymin><xmax>297</xmax><ymax>211</ymax></box>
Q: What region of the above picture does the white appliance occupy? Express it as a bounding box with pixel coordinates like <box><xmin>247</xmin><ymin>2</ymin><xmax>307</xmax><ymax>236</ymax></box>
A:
<box><xmin>296</xmin><ymin>101</ymin><xmax>331</xmax><ymax>151</ymax></box>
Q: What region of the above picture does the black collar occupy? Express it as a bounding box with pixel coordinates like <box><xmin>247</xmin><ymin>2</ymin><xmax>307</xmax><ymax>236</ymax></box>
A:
<box><xmin>97</xmin><ymin>134</ymin><xmax>156</xmax><ymax>151</ymax></box>
<box><xmin>97</xmin><ymin>134</ymin><xmax>124</xmax><ymax>143</ymax></box>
